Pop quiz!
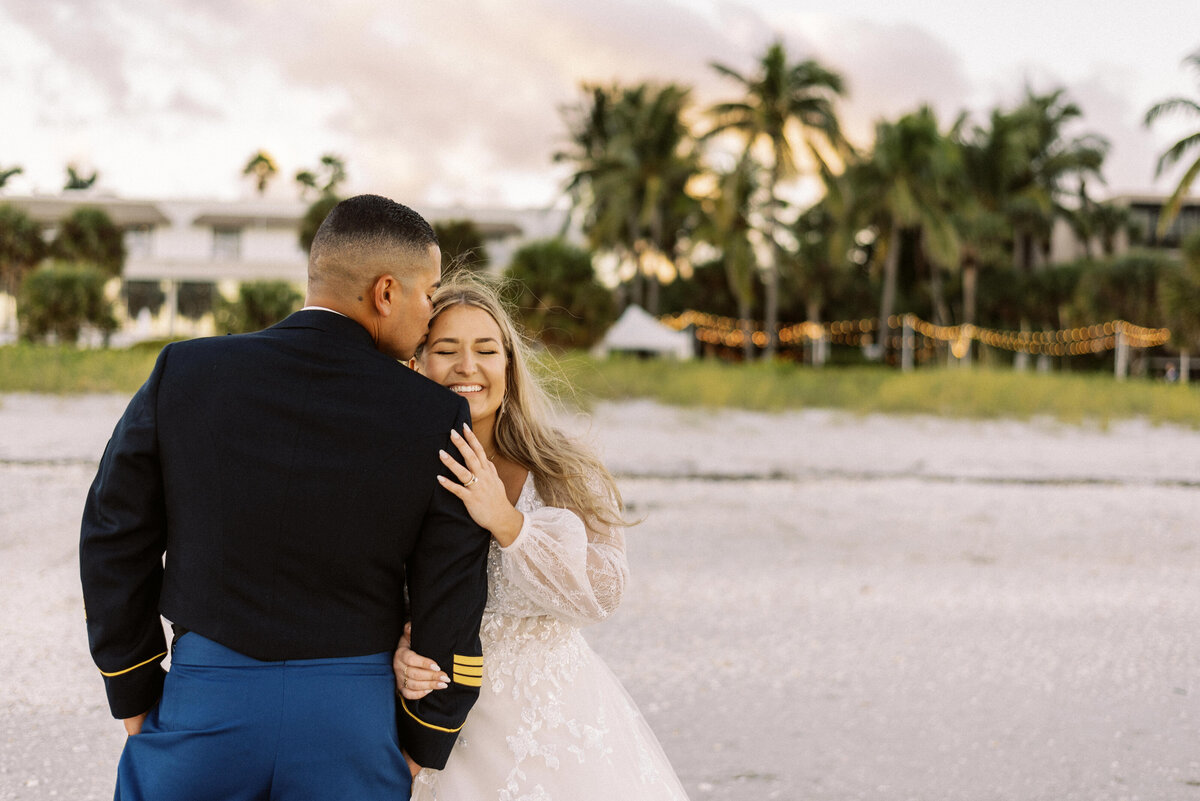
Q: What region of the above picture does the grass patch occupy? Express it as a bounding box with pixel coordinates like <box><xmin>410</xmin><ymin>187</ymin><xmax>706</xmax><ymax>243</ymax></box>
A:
<box><xmin>551</xmin><ymin>354</ymin><xmax>1200</xmax><ymax>427</ymax></box>
<box><xmin>0</xmin><ymin>342</ymin><xmax>161</xmax><ymax>394</ymax></box>
<box><xmin>3</xmin><ymin>343</ymin><xmax>1198</xmax><ymax>427</ymax></box>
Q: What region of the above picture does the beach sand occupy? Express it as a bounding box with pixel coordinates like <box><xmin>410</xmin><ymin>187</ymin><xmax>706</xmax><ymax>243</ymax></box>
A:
<box><xmin>2</xmin><ymin>393</ymin><xmax>1198</xmax><ymax>800</ymax></box>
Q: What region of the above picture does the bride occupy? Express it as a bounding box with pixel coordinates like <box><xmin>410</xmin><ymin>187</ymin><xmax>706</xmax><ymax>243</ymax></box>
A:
<box><xmin>397</xmin><ymin>278</ymin><xmax>689</xmax><ymax>800</ymax></box>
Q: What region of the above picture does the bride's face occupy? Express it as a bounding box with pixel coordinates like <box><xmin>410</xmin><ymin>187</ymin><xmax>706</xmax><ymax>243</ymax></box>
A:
<box><xmin>419</xmin><ymin>304</ymin><xmax>508</xmax><ymax>429</ymax></box>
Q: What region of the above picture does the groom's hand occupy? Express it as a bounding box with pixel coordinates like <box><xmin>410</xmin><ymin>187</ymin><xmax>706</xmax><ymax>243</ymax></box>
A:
<box><xmin>402</xmin><ymin>749</ymin><xmax>422</xmax><ymax>779</ymax></box>
<box><xmin>122</xmin><ymin>712</ymin><xmax>148</xmax><ymax>736</ymax></box>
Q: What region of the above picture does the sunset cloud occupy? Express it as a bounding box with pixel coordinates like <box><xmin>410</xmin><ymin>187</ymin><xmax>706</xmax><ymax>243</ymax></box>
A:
<box><xmin>0</xmin><ymin>0</ymin><xmax>1194</xmax><ymax>206</ymax></box>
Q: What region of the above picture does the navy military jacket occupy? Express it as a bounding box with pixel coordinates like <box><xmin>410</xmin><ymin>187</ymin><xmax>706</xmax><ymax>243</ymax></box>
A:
<box><xmin>80</xmin><ymin>309</ymin><xmax>490</xmax><ymax>769</ymax></box>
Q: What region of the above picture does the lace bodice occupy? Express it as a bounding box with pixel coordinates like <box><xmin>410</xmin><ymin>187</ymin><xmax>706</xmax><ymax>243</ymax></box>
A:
<box><xmin>483</xmin><ymin>476</ymin><xmax>628</xmax><ymax>627</ymax></box>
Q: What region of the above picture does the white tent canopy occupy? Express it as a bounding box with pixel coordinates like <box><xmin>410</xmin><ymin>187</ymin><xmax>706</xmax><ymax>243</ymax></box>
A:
<box><xmin>592</xmin><ymin>304</ymin><xmax>693</xmax><ymax>359</ymax></box>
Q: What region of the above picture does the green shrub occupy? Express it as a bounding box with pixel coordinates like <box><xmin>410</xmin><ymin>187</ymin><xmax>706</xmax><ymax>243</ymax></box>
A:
<box><xmin>18</xmin><ymin>261</ymin><xmax>117</xmax><ymax>345</ymax></box>
<box><xmin>50</xmin><ymin>207</ymin><xmax>126</xmax><ymax>278</ymax></box>
<box><xmin>216</xmin><ymin>281</ymin><xmax>303</xmax><ymax>334</ymax></box>
<box><xmin>0</xmin><ymin>204</ymin><xmax>46</xmax><ymax>296</ymax></box>
<box><xmin>505</xmin><ymin>239</ymin><xmax>615</xmax><ymax>349</ymax></box>
<box><xmin>434</xmin><ymin>219</ymin><xmax>490</xmax><ymax>273</ymax></box>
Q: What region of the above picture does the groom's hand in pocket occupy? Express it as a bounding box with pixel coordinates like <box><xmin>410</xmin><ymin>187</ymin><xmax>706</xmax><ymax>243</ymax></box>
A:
<box><xmin>122</xmin><ymin>712</ymin><xmax>148</xmax><ymax>736</ymax></box>
<box><xmin>402</xmin><ymin>749</ymin><xmax>422</xmax><ymax>780</ymax></box>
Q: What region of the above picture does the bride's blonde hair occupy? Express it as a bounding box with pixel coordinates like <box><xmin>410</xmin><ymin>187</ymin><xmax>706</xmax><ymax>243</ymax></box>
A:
<box><xmin>418</xmin><ymin>274</ymin><xmax>624</xmax><ymax>531</ymax></box>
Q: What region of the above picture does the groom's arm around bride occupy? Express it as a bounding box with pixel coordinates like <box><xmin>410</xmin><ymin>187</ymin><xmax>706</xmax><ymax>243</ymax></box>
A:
<box><xmin>80</xmin><ymin>194</ymin><xmax>490</xmax><ymax>800</ymax></box>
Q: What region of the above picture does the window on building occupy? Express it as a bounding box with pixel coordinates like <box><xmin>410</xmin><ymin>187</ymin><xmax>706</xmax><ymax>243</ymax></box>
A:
<box><xmin>212</xmin><ymin>227</ymin><xmax>242</xmax><ymax>260</ymax></box>
<box><xmin>124</xmin><ymin>225</ymin><xmax>154</xmax><ymax>259</ymax></box>
<box><xmin>123</xmin><ymin>280</ymin><xmax>166</xmax><ymax>318</ymax></box>
<box><xmin>178</xmin><ymin>282</ymin><xmax>216</xmax><ymax>320</ymax></box>
<box><xmin>1129</xmin><ymin>202</ymin><xmax>1200</xmax><ymax>249</ymax></box>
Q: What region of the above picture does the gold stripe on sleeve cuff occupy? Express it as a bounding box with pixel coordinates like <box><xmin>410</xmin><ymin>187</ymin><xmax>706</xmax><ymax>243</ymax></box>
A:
<box><xmin>399</xmin><ymin>697</ymin><xmax>466</xmax><ymax>733</ymax></box>
<box><xmin>452</xmin><ymin>674</ymin><xmax>483</xmax><ymax>687</ymax></box>
<box><xmin>454</xmin><ymin>665</ymin><xmax>483</xmax><ymax>677</ymax></box>
<box><xmin>99</xmin><ymin>651</ymin><xmax>168</xmax><ymax>678</ymax></box>
<box><xmin>453</xmin><ymin>654</ymin><xmax>483</xmax><ymax>667</ymax></box>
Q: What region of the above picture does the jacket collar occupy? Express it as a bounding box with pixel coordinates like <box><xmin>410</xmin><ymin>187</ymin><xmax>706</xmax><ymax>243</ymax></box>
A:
<box><xmin>271</xmin><ymin>309</ymin><xmax>378</xmax><ymax>351</ymax></box>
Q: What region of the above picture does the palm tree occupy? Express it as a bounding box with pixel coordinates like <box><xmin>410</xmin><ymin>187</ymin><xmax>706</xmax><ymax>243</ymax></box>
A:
<box><xmin>708</xmin><ymin>40</ymin><xmax>848</xmax><ymax>358</ymax></box>
<box><xmin>693</xmin><ymin>153</ymin><xmax>761</xmax><ymax>361</ymax></box>
<box><xmin>785</xmin><ymin>154</ymin><xmax>861</xmax><ymax>362</ymax></box>
<box><xmin>557</xmin><ymin>82</ymin><xmax>700</xmax><ymax>313</ymax></box>
<box><xmin>64</xmin><ymin>164</ymin><xmax>98</xmax><ymax>191</ymax></box>
<box><xmin>0</xmin><ymin>164</ymin><xmax>22</xmax><ymax>192</ymax></box>
<box><xmin>1005</xmin><ymin>88</ymin><xmax>1108</xmax><ymax>272</ymax></box>
<box><xmin>846</xmin><ymin>106</ymin><xmax>962</xmax><ymax>357</ymax></box>
<box><xmin>295</xmin><ymin>153</ymin><xmax>347</xmax><ymax>199</ymax></box>
<box><xmin>242</xmin><ymin>150</ymin><xmax>279</xmax><ymax>195</ymax></box>
<box><xmin>1145</xmin><ymin>49</ymin><xmax>1200</xmax><ymax>236</ymax></box>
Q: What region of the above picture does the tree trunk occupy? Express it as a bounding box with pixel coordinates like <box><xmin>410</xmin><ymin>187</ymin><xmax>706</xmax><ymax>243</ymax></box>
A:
<box><xmin>646</xmin><ymin>211</ymin><xmax>664</xmax><ymax>316</ymax></box>
<box><xmin>962</xmin><ymin>261</ymin><xmax>977</xmax><ymax>327</ymax></box>
<box><xmin>925</xmin><ymin>242</ymin><xmax>950</xmax><ymax>328</ymax></box>
<box><xmin>630</xmin><ymin>251</ymin><xmax>645</xmax><ymax>309</ymax></box>
<box><xmin>646</xmin><ymin>274</ymin><xmax>660</xmax><ymax>316</ymax></box>
<box><xmin>762</xmin><ymin>257</ymin><xmax>778</xmax><ymax>361</ymax></box>
<box><xmin>876</xmin><ymin>220</ymin><xmax>901</xmax><ymax>362</ymax></box>
<box><xmin>1015</xmin><ymin>319</ymin><xmax>1030</xmax><ymax>371</ymax></box>
<box><xmin>806</xmin><ymin>297</ymin><xmax>821</xmax><ymax>367</ymax></box>
<box><xmin>738</xmin><ymin>294</ymin><xmax>753</xmax><ymax>362</ymax></box>
<box><xmin>761</xmin><ymin>168</ymin><xmax>784</xmax><ymax>362</ymax></box>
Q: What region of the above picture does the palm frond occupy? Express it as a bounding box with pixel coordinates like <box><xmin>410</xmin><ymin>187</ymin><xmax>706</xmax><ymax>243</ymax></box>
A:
<box><xmin>1154</xmin><ymin>131</ymin><xmax>1200</xmax><ymax>176</ymax></box>
<box><xmin>1156</xmin><ymin>156</ymin><xmax>1200</xmax><ymax>237</ymax></box>
<box><xmin>1144</xmin><ymin>97</ymin><xmax>1200</xmax><ymax>127</ymax></box>
<box><xmin>709</xmin><ymin>62</ymin><xmax>750</xmax><ymax>86</ymax></box>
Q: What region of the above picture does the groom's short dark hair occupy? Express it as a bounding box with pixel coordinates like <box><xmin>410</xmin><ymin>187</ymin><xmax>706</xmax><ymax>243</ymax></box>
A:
<box><xmin>308</xmin><ymin>195</ymin><xmax>439</xmax><ymax>292</ymax></box>
<box><xmin>313</xmin><ymin>195</ymin><xmax>438</xmax><ymax>253</ymax></box>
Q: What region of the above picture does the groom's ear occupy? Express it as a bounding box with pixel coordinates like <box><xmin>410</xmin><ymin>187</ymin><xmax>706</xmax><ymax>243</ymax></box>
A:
<box><xmin>371</xmin><ymin>274</ymin><xmax>398</xmax><ymax>317</ymax></box>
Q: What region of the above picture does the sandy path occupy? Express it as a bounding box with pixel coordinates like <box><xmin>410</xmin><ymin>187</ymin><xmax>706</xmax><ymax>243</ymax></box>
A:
<box><xmin>2</xmin><ymin>394</ymin><xmax>1199</xmax><ymax>800</ymax></box>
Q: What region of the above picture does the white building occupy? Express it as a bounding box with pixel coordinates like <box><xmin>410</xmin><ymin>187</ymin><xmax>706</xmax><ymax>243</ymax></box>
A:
<box><xmin>1049</xmin><ymin>193</ymin><xmax>1200</xmax><ymax>264</ymax></box>
<box><xmin>0</xmin><ymin>192</ymin><xmax>570</xmax><ymax>343</ymax></box>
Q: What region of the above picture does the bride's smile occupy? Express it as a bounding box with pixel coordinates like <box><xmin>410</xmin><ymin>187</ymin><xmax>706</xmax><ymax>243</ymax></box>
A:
<box><xmin>419</xmin><ymin>304</ymin><xmax>508</xmax><ymax>433</ymax></box>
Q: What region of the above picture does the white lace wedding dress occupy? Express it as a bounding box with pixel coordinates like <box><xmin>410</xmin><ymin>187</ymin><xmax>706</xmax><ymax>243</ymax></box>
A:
<box><xmin>411</xmin><ymin>476</ymin><xmax>690</xmax><ymax>801</ymax></box>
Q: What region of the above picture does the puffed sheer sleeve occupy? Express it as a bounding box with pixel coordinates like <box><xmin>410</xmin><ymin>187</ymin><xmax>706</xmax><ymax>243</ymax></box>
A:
<box><xmin>498</xmin><ymin>504</ymin><xmax>628</xmax><ymax>627</ymax></box>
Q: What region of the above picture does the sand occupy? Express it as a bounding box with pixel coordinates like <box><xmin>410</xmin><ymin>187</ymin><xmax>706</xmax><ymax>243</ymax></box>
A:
<box><xmin>2</xmin><ymin>393</ymin><xmax>1199</xmax><ymax>800</ymax></box>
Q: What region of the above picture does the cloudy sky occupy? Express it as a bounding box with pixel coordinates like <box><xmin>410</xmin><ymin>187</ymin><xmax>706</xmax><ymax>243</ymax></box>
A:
<box><xmin>2</xmin><ymin>0</ymin><xmax>1198</xmax><ymax>208</ymax></box>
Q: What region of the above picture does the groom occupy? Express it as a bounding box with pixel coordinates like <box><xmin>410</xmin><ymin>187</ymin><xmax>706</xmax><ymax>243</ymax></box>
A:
<box><xmin>80</xmin><ymin>194</ymin><xmax>490</xmax><ymax>799</ymax></box>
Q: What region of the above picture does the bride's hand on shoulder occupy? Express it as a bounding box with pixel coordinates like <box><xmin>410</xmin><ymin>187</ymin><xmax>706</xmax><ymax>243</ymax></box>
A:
<box><xmin>394</xmin><ymin>622</ymin><xmax>449</xmax><ymax>701</ymax></box>
<box><xmin>438</xmin><ymin>425</ymin><xmax>524</xmax><ymax>547</ymax></box>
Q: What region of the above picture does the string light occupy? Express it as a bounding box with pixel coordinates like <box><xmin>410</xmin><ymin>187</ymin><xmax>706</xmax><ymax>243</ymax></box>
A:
<box><xmin>659</xmin><ymin>311</ymin><xmax>1171</xmax><ymax>355</ymax></box>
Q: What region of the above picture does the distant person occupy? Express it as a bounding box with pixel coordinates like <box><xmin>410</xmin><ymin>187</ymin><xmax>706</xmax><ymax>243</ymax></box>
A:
<box><xmin>80</xmin><ymin>194</ymin><xmax>491</xmax><ymax>800</ymax></box>
<box><xmin>395</xmin><ymin>278</ymin><xmax>690</xmax><ymax>800</ymax></box>
<box><xmin>1166</xmin><ymin>362</ymin><xmax>1179</xmax><ymax>382</ymax></box>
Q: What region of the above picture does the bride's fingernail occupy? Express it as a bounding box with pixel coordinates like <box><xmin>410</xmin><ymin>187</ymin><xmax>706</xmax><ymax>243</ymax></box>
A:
<box><xmin>430</xmin><ymin>663</ymin><xmax>440</xmax><ymax>672</ymax></box>
<box><xmin>437</xmin><ymin>682</ymin><xmax>448</xmax><ymax>689</ymax></box>
<box><xmin>437</xmin><ymin>476</ymin><xmax>447</xmax><ymax>484</ymax></box>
